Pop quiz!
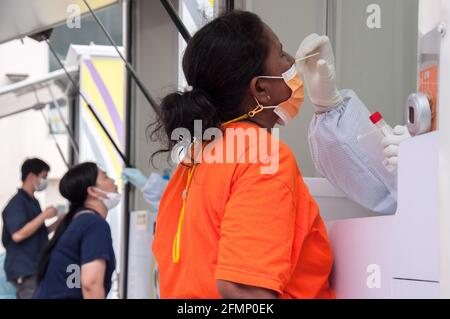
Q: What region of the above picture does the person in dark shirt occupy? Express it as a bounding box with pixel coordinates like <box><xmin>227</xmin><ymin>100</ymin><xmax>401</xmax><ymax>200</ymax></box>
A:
<box><xmin>2</xmin><ymin>158</ymin><xmax>60</xmax><ymax>299</ymax></box>
<box><xmin>34</xmin><ymin>162</ymin><xmax>119</xmax><ymax>299</ymax></box>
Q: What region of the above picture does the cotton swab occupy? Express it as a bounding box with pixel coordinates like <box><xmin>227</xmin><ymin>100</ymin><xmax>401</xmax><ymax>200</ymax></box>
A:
<box><xmin>295</xmin><ymin>52</ymin><xmax>320</xmax><ymax>62</ymax></box>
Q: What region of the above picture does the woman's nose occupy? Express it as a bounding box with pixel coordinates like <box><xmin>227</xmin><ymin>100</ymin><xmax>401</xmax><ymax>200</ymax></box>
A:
<box><xmin>287</xmin><ymin>53</ymin><xmax>295</xmax><ymax>65</ymax></box>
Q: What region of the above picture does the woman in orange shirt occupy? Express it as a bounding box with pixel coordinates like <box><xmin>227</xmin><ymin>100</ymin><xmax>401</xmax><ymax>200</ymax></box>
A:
<box><xmin>151</xmin><ymin>10</ymin><xmax>334</xmax><ymax>299</ymax></box>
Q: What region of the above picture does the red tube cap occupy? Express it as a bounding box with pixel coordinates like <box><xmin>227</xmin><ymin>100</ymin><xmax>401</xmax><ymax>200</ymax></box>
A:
<box><xmin>370</xmin><ymin>112</ymin><xmax>383</xmax><ymax>124</ymax></box>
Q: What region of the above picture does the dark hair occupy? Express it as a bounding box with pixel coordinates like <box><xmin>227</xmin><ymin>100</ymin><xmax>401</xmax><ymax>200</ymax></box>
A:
<box><xmin>21</xmin><ymin>158</ymin><xmax>50</xmax><ymax>181</ymax></box>
<box><xmin>149</xmin><ymin>10</ymin><xmax>270</xmax><ymax>162</ymax></box>
<box><xmin>37</xmin><ymin>162</ymin><xmax>98</xmax><ymax>282</ymax></box>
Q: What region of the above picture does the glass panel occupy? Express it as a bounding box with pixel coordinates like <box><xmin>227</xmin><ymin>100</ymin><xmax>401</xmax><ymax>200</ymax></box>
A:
<box><xmin>178</xmin><ymin>0</ymin><xmax>216</xmax><ymax>88</ymax></box>
<box><xmin>330</xmin><ymin>0</ymin><xmax>418</xmax><ymax>129</ymax></box>
<box><xmin>49</xmin><ymin>4</ymin><xmax>123</xmax><ymax>71</ymax></box>
<box><xmin>244</xmin><ymin>0</ymin><xmax>418</xmax><ymax>178</ymax></box>
<box><xmin>47</xmin><ymin>99</ymin><xmax>69</xmax><ymax>134</ymax></box>
<box><xmin>246</xmin><ymin>0</ymin><xmax>327</xmax><ymax>177</ymax></box>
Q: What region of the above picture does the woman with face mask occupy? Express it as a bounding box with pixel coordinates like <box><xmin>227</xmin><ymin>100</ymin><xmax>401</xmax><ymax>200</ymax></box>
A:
<box><xmin>33</xmin><ymin>162</ymin><xmax>119</xmax><ymax>299</ymax></box>
<box><xmin>150</xmin><ymin>11</ymin><xmax>334</xmax><ymax>299</ymax></box>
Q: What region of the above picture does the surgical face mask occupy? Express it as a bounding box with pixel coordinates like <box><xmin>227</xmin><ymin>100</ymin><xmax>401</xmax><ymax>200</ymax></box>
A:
<box><xmin>256</xmin><ymin>64</ymin><xmax>305</xmax><ymax>126</ymax></box>
<box><xmin>95</xmin><ymin>188</ymin><xmax>121</xmax><ymax>210</ymax></box>
<box><xmin>35</xmin><ymin>178</ymin><xmax>48</xmax><ymax>192</ymax></box>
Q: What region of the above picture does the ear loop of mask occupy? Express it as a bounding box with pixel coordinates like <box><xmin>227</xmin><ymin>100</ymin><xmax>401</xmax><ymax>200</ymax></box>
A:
<box><xmin>93</xmin><ymin>187</ymin><xmax>110</xmax><ymax>201</ymax></box>
<box><xmin>222</xmin><ymin>77</ymin><xmax>283</xmax><ymax>127</ymax></box>
<box><xmin>222</xmin><ymin>101</ymin><xmax>276</xmax><ymax>126</ymax></box>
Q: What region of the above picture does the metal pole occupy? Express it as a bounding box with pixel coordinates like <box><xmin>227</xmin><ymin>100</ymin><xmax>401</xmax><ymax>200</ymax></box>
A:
<box><xmin>39</xmin><ymin>109</ymin><xmax>70</xmax><ymax>169</ymax></box>
<box><xmin>226</xmin><ymin>0</ymin><xmax>235</xmax><ymax>12</ymax></box>
<box><xmin>45</xmin><ymin>38</ymin><xmax>131</xmax><ymax>167</ymax></box>
<box><xmin>47</xmin><ymin>85</ymin><xmax>80</xmax><ymax>157</ymax></box>
<box><xmin>121</xmin><ymin>0</ymin><xmax>133</xmax><ymax>300</ymax></box>
<box><xmin>159</xmin><ymin>0</ymin><xmax>192</xmax><ymax>42</ymax></box>
<box><xmin>82</xmin><ymin>0</ymin><xmax>161</xmax><ymax>117</ymax></box>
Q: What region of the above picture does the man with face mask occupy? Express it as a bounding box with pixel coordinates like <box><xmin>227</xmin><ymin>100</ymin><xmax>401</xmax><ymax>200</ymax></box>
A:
<box><xmin>1</xmin><ymin>158</ymin><xmax>59</xmax><ymax>298</ymax></box>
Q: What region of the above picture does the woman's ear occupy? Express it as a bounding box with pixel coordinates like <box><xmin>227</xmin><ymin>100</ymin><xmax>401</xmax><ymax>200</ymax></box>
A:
<box><xmin>250</xmin><ymin>77</ymin><xmax>272</xmax><ymax>106</ymax></box>
<box><xmin>87</xmin><ymin>186</ymin><xmax>101</xmax><ymax>199</ymax></box>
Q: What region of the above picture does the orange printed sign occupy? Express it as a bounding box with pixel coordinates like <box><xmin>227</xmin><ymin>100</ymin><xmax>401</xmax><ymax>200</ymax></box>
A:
<box><xmin>419</xmin><ymin>65</ymin><xmax>438</xmax><ymax>130</ymax></box>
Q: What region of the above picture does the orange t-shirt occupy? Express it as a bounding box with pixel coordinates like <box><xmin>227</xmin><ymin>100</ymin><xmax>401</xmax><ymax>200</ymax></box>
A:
<box><xmin>152</xmin><ymin>122</ymin><xmax>334</xmax><ymax>299</ymax></box>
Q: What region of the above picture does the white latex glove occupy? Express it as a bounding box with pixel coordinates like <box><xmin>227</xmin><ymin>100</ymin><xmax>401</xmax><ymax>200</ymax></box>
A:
<box><xmin>122</xmin><ymin>168</ymin><xmax>147</xmax><ymax>190</ymax></box>
<box><xmin>381</xmin><ymin>125</ymin><xmax>411</xmax><ymax>166</ymax></box>
<box><xmin>296</xmin><ymin>33</ymin><xmax>343</xmax><ymax>111</ymax></box>
<box><xmin>141</xmin><ymin>173</ymin><xmax>168</xmax><ymax>208</ymax></box>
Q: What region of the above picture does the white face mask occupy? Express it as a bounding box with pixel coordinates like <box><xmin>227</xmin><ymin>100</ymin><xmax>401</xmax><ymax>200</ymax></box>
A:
<box><xmin>35</xmin><ymin>178</ymin><xmax>48</xmax><ymax>192</ymax></box>
<box><xmin>95</xmin><ymin>188</ymin><xmax>121</xmax><ymax>210</ymax></box>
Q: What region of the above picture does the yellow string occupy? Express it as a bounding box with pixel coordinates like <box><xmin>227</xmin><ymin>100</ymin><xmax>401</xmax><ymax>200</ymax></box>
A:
<box><xmin>222</xmin><ymin>105</ymin><xmax>264</xmax><ymax>127</ymax></box>
<box><xmin>172</xmin><ymin>164</ymin><xmax>197</xmax><ymax>263</ymax></box>
<box><xmin>222</xmin><ymin>114</ymin><xmax>249</xmax><ymax>126</ymax></box>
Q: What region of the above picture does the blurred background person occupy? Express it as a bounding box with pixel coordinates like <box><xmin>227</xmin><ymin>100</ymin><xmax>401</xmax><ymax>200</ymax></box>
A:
<box><xmin>1</xmin><ymin>158</ymin><xmax>59</xmax><ymax>299</ymax></box>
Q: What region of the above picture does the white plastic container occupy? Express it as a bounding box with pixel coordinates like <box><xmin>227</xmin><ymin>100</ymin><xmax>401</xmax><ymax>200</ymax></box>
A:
<box><xmin>370</xmin><ymin>112</ymin><xmax>394</xmax><ymax>137</ymax></box>
<box><xmin>367</xmin><ymin>112</ymin><xmax>396</xmax><ymax>172</ymax></box>
<box><xmin>357</xmin><ymin>111</ymin><xmax>397</xmax><ymax>181</ymax></box>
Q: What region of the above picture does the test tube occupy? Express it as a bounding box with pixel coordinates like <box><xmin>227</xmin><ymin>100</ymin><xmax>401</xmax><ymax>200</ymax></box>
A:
<box><xmin>369</xmin><ymin>112</ymin><xmax>396</xmax><ymax>172</ymax></box>
<box><xmin>370</xmin><ymin>112</ymin><xmax>394</xmax><ymax>137</ymax></box>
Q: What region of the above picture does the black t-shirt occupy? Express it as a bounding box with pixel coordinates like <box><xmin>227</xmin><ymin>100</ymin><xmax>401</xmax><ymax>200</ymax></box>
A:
<box><xmin>2</xmin><ymin>189</ymin><xmax>49</xmax><ymax>281</ymax></box>
<box><xmin>33</xmin><ymin>210</ymin><xmax>116</xmax><ymax>299</ymax></box>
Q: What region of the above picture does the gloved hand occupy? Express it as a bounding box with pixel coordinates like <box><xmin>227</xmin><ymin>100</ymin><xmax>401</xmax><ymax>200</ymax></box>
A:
<box><xmin>382</xmin><ymin>125</ymin><xmax>411</xmax><ymax>166</ymax></box>
<box><xmin>122</xmin><ymin>168</ymin><xmax>147</xmax><ymax>190</ymax></box>
<box><xmin>296</xmin><ymin>33</ymin><xmax>343</xmax><ymax>111</ymax></box>
<box><xmin>142</xmin><ymin>173</ymin><xmax>168</xmax><ymax>208</ymax></box>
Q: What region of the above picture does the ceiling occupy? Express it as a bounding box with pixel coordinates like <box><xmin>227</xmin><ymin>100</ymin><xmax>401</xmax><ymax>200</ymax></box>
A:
<box><xmin>0</xmin><ymin>0</ymin><xmax>119</xmax><ymax>45</ymax></box>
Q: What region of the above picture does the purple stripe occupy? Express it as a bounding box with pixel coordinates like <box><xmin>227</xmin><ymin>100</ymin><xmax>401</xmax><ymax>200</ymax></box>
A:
<box><xmin>83</xmin><ymin>59</ymin><xmax>124</xmax><ymax>147</ymax></box>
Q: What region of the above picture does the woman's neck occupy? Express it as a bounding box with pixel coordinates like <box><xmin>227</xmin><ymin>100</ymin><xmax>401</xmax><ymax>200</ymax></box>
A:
<box><xmin>84</xmin><ymin>200</ymin><xmax>108</xmax><ymax>219</ymax></box>
<box><xmin>21</xmin><ymin>182</ymin><xmax>35</xmax><ymax>198</ymax></box>
<box><xmin>245</xmin><ymin>117</ymin><xmax>277</xmax><ymax>129</ymax></box>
